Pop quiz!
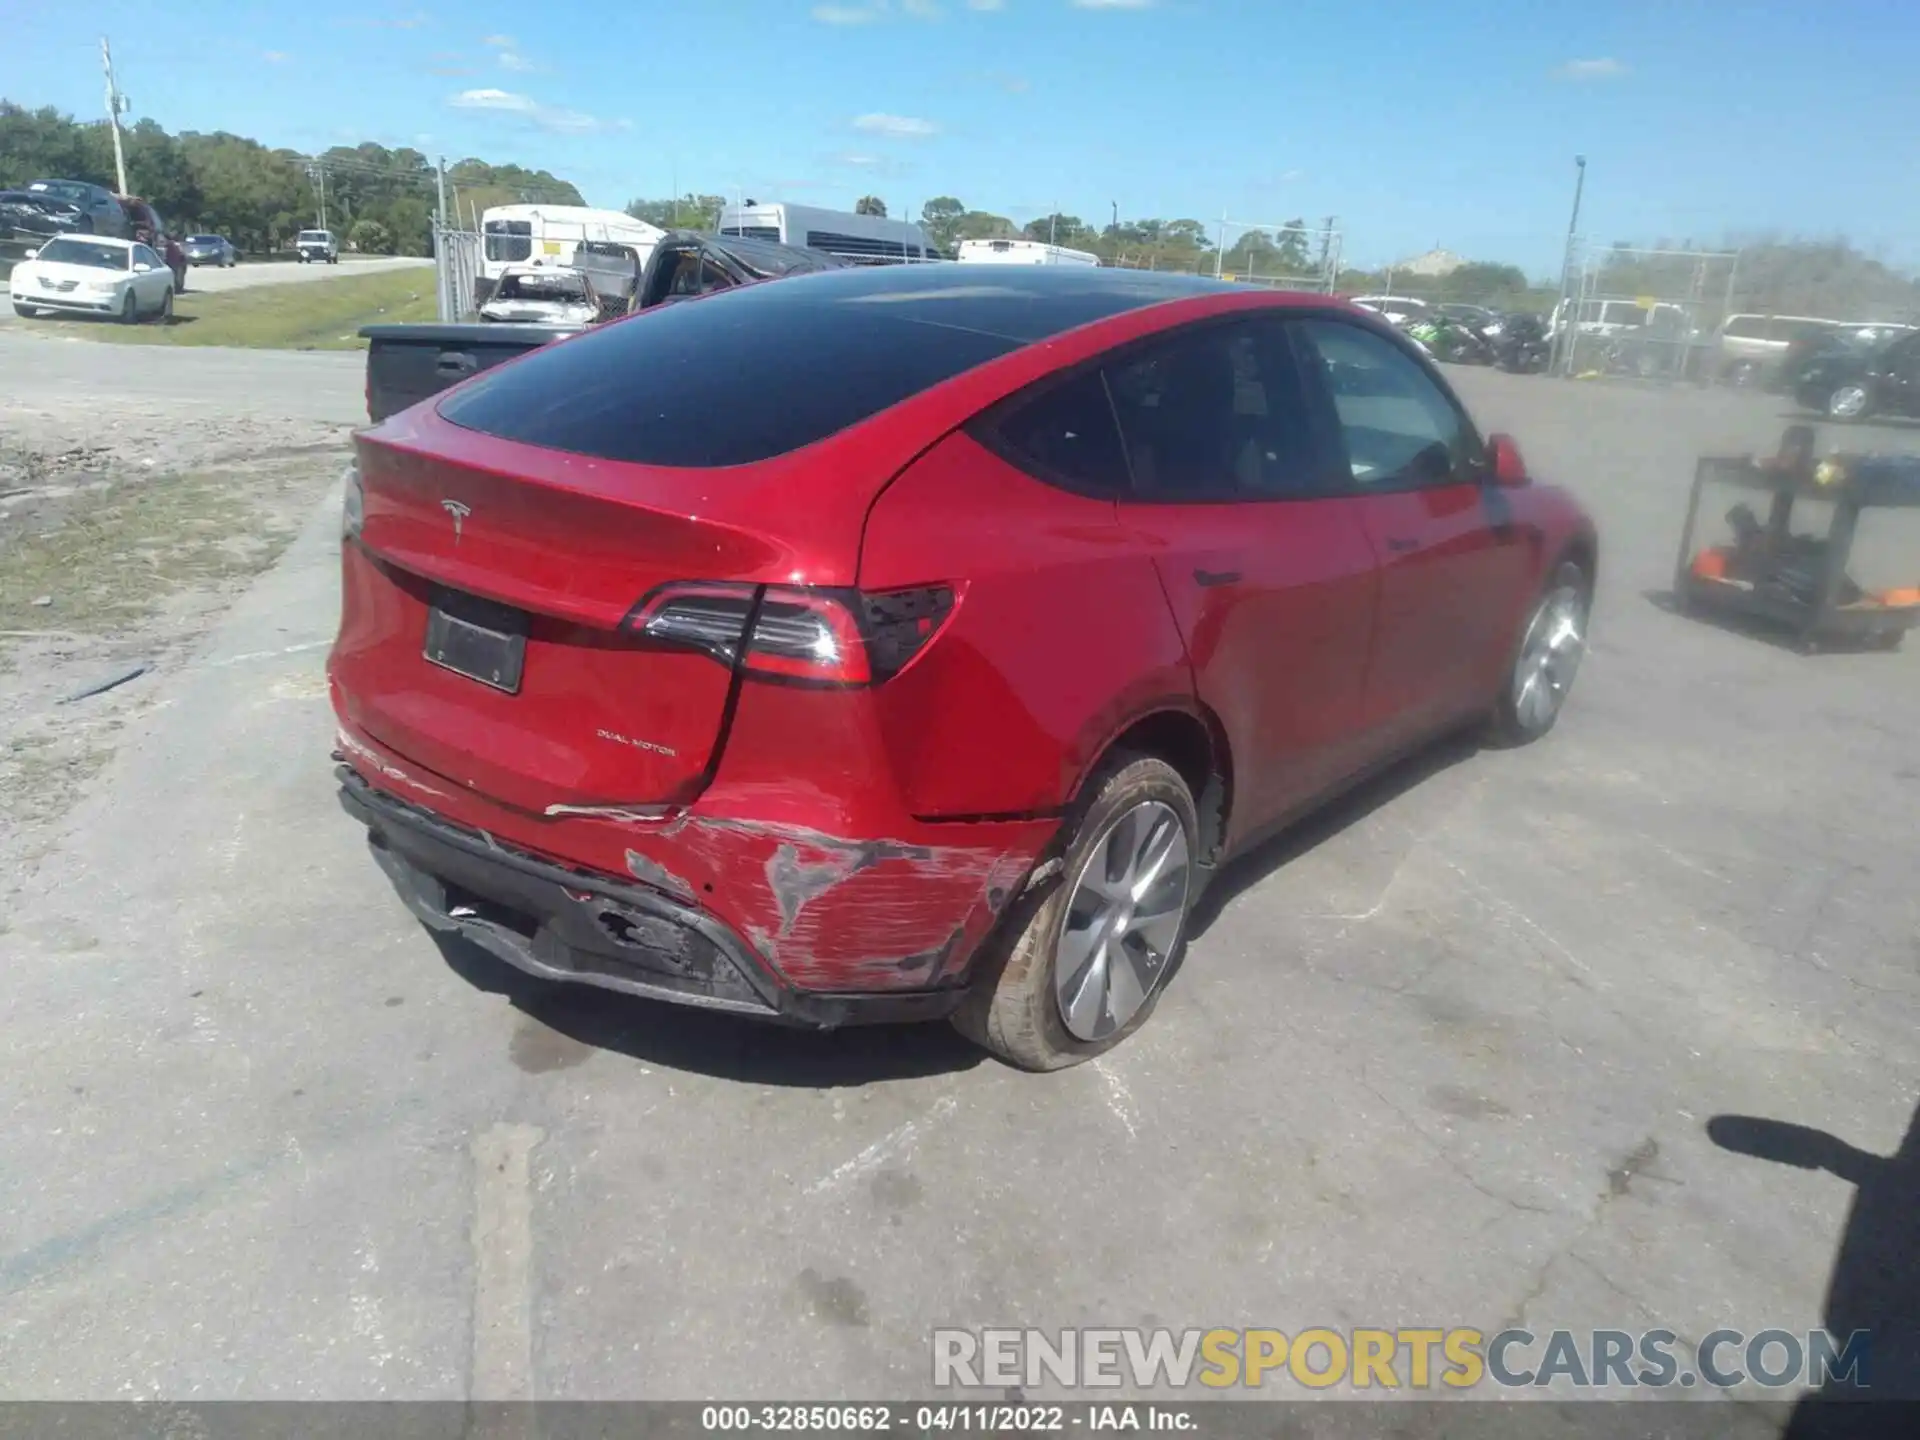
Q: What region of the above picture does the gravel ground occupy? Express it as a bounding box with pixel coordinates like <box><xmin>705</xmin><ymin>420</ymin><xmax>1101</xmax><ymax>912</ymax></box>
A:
<box><xmin>0</xmin><ymin>340</ymin><xmax>1914</xmax><ymax>1420</ymax></box>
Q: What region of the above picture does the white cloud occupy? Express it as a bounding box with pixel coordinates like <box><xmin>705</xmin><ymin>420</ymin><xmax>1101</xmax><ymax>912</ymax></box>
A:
<box><xmin>450</xmin><ymin>87</ymin><xmax>536</xmax><ymax>113</ymax></box>
<box><xmin>968</xmin><ymin>0</ymin><xmax>1005</xmax><ymax>8</ymax></box>
<box><xmin>812</xmin><ymin>3</ymin><xmax>882</xmax><ymax>22</ymax></box>
<box><xmin>481</xmin><ymin>33</ymin><xmax>516</xmax><ymax>46</ymax></box>
<box><xmin>1554</xmin><ymin>56</ymin><xmax>1627</xmax><ymax>80</ymax></box>
<box><xmin>447</xmin><ymin>88</ymin><xmax>626</xmax><ymax>133</ymax></box>
<box><xmin>263</xmin><ymin>50</ymin><xmax>288</xmax><ymax>63</ymax></box>
<box><xmin>1071</xmin><ymin>0</ymin><xmax>1152</xmax><ymax>8</ymax></box>
<box><xmin>903</xmin><ymin>0</ymin><xmax>942</xmax><ymax>15</ymax></box>
<box><xmin>842</xmin><ymin>153</ymin><xmax>882</xmax><ymax>166</ymax></box>
<box><xmin>853</xmin><ymin>112</ymin><xmax>938</xmax><ymax>138</ymax></box>
<box><xmin>498</xmin><ymin>50</ymin><xmax>534</xmax><ymax>70</ymax></box>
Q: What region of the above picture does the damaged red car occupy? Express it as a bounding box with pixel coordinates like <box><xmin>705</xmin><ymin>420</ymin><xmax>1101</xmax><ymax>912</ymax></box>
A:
<box><xmin>328</xmin><ymin>265</ymin><xmax>1597</xmax><ymax>1069</ymax></box>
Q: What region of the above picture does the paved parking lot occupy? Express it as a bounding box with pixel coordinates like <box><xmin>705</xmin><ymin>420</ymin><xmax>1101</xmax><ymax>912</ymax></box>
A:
<box><xmin>1</xmin><ymin>350</ymin><xmax>1915</xmax><ymax>1408</ymax></box>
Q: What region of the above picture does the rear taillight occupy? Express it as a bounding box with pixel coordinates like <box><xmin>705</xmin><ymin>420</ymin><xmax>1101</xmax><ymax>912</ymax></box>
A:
<box><xmin>629</xmin><ymin>583</ymin><xmax>954</xmax><ymax>687</ymax></box>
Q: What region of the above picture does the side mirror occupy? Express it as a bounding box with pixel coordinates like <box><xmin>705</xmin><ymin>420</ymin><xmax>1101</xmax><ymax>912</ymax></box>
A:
<box><xmin>1487</xmin><ymin>433</ymin><xmax>1529</xmax><ymax>487</ymax></box>
<box><xmin>133</xmin><ymin>262</ymin><xmax>152</xmax><ymax>273</ymax></box>
<box><xmin>22</xmin><ymin>247</ymin><xmax>37</xmax><ymax>260</ymax></box>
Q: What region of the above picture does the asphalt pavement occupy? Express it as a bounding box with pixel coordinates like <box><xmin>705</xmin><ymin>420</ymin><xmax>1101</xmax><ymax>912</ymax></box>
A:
<box><xmin>1</xmin><ymin>343</ymin><xmax>1916</xmax><ymax>1407</ymax></box>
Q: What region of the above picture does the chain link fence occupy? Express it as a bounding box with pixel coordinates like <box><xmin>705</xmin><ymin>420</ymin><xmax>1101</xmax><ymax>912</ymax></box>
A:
<box><xmin>1212</xmin><ymin>218</ymin><xmax>1344</xmax><ymax>292</ymax></box>
<box><xmin>1554</xmin><ymin>243</ymin><xmax>1740</xmax><ymax>384</ymax></box>
<box><xmin>433</xmin><ymin>223</ymin><xmax>483</xmax><ymax>322</ymax></box>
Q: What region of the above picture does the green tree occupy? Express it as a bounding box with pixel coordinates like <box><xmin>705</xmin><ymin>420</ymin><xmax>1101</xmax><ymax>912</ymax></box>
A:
<box><xmin>1022</xmin><ymin>213</ymin><xmax>1092</xmax><ymax>246</ymax></box>
<box><xmin>920</xmin><ymin>196</ymin><xmax>964</xmax><ymax>252</ymax></box>
<box><xmin>348</xmin><ymin>218</ymin><xmax>396</xmax><ymax>254</ymax></box>
<box><xmin>854</xmin><ymin>195</ymin><xmax>888</xmax><ymax>218</ymax></box>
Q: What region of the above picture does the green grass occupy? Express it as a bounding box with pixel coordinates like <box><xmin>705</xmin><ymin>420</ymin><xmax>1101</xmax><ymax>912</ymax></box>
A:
<box><xmin>17</xmin><ymin>265</ymin><xmax>436</xmax><ymax>349</ymax></box>
<box><xmin>0</xmin><ymin>468</ymin><xmax>304</xmax><ymax>638</ymax></box>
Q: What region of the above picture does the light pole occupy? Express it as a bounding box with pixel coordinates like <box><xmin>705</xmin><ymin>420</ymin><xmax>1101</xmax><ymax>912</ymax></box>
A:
<box><xmin>1552</xmin><ymin>155</ymin><xmax>1588</xmax><ymax>376</ymax></box>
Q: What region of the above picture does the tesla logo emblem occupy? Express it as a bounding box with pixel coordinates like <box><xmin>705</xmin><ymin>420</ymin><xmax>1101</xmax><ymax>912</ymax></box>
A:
<box><xmin>440</xmin><ymin>499</ymin><xmax>471</xmax><ymax>542</ymax></box>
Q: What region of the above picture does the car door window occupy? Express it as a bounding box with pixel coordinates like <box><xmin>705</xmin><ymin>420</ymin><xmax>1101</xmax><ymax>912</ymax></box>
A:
<box><xmin>1294</xmin><ymin>319</ymin><xmax>1478</xmax><ymax>488</ymax></box>
<box><xmin>133</xmin><ymin>245</ymin><xmax>159</xmax><ymax>270</ymax></box>
<box><xmin>1102</xmin><ymin>321</ymin><xmax>1324</xmax><ymax>500</ymax></box>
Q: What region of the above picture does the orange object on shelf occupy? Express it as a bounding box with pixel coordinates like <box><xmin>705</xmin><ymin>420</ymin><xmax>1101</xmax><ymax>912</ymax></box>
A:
<box><xmin>1691</xmin><ymin>547</ymin><xmax>1729</xmax><ymax>580</ymax></box>
<box><xmin>1876</xmin><ymin>586</ymin><xmax>1920</xmax><ymax>607</ymax></box>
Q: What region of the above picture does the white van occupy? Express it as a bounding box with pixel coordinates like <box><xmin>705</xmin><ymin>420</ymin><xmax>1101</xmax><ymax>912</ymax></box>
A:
<box><xmin>1550</xmin><ymin>297</ymin><xmax>1690</xmax><ymax>339</ymax></box>
<box><xmin>956</xmin><ymin>238</ymin><xmax>1099</xmax><ymax>267</ymax></box>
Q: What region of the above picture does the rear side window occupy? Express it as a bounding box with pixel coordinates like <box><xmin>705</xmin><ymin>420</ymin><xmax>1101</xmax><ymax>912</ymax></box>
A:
<box><xmin>1722</xmin><ymin>316</ymin><xmax>1767</xmax><ymax>339</ymax></box>
<box><xmin>439</xmin><ymin>278</ymin><xmax>1020</xmax><ymax>467</ymax></box>
<box><xmin>988</xmin><ymin>371</ymin><xmax>1129</xmax><ymax>495</ymax></box>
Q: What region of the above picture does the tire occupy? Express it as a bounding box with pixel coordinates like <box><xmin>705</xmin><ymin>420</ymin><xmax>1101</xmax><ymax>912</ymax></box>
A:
<box><xmin>150</xmin><ymin>288</ymin><xmax>173</xmax><ymax>324</ymax></box>
<box><xmin>1826</xmin><ymin>384</ymin><xmax>1870</xmax><ymax>421</ymax></box>
<box><xmin>1487</xmin><ymin>558</ymin><xmax>1591</xmax><ymax>746</ymax></box>
<box><xmin>952</xmin><ymin>752</ymin><xmax>1199</xmax><ymax>1071</ymax></box>
<box><xmin>118</xmin><ymin>290</ymin><xmax>138</xmax><ymax>325</ymax></box>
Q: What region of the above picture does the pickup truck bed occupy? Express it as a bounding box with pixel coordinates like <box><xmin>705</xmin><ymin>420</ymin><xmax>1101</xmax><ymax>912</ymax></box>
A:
<box><xmin>358</xmin><ymin>322</ymin><xmax>579</xmax><ymax>423</ymax></box>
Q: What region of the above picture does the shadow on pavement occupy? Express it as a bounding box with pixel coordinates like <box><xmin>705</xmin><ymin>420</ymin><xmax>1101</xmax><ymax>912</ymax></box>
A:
<box><xmin>433</xmin><ymin>930</ymin><xmax>986</xmax><ymax>1086</ymax></box>
<box><xmin>1188</xmin><ymin>729</ymin><xmax>1481</xmax><ymax>941</ymax></box>
<box><xmin>1708</xmin><ymin>1102</ymin><xmax>1920</xmax><ymax>1435</ymax></box>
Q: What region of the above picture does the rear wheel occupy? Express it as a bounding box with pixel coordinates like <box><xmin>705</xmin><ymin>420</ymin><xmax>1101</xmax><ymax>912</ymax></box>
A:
<box><xmin>953</xmin><ymin>753</ymin><xmax>1197</xmax><ymax>1070</ymax></box>
<box><xmin>1827</xmin><ymin>384</ymin><xmax>1870</xmax><ymax>421</ymax></box>
<box><xmin>151</xmin><ymin>288</ymin><xmax>173</xmax><ymax>324</ymax></box>
<box><xmin>1487</xmin><ymin>559</ymin><xmax>1590</xmax><ymax>746</ymax></box>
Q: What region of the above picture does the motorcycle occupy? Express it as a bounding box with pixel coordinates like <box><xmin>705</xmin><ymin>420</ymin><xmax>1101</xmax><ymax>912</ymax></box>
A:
<box><xmin>1491</xmin><ymin>313</ymin><xmax>1551</xmax><ymax>374</ymax></box>
<box><xmin>1404</xmin><ymin>314</ymin><xmax>1494</xmax><ymax>365</ymax></box>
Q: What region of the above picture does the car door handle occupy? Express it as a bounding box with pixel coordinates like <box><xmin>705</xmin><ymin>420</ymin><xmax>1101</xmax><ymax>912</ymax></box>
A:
<box><xmin>436</xmin><ymin>352</ymin><xmax>478</xmax><ymax>374</ymax></box>
<box><xmin>1193</xmin><ymin>569</ymin><xmax>1241</xmax><ymax>588</ymax></box>
<box><xmin>1385</xmin><ymin>536</ymin><xmax>1419</xmax><ymax>553</ymax></box>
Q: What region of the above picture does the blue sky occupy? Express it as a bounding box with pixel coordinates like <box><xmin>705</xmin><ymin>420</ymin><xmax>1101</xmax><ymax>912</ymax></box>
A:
<box><xmin>9</xmin><ymin>0</ymin><xmax>1919</xmax><ymax>275</ymax></box>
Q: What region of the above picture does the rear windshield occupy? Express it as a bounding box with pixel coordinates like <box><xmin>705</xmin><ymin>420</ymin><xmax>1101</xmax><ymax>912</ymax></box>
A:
<box><xmin>439</xmin><ymin>275</ymin><xmax>1025</xmax><ymax>467</ymax></box>
<box><xmin>299</xmin><ymin>231</ymin><xmax>331</xmax><ymax>242</ymax></box>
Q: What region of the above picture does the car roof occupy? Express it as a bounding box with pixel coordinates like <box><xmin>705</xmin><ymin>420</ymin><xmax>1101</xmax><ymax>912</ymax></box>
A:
<box><xmin>701</xmin><ymin>262</ymin><xmax>1251</xmax><ymax>344</ymax></box>
<box><xmin>41</xmin><ymin>233</ymin><xmax>136</xmax><ymax>249</ymax></box>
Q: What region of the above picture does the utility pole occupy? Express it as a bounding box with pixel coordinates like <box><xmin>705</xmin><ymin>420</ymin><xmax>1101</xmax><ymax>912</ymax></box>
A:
<box><xmin>99</xmin><ymin>36</ymin><xmax>129</xmax><ymax>195</ymax></box>
<box><xmin>435</xmin><ymin>155</ymin><xmax>448</xmax><ymax>230</ymax></box>
<box><xmin>1552</xmin><ymin>155</ymin><xmax>1588</xmax><ymax>376</ymax></box>
<box><xmin>1318</xmin><ymin>214</ymin><xmax>1335</xmax><ymax>280</ymax></box>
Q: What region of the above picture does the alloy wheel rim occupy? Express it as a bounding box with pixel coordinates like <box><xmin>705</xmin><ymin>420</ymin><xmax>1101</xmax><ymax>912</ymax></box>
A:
<box><xmin>1513</xmin><ymin>584</ymin><xmax>1587</xmax><ymax>731</ymax></box>
<box><xmin>1831</xmin><ymin>386</ymin><xmax>1867</xmax><ymax>418</ymax></box>
<box><xmin>1054</xmin><ymin>800</ymin><xmax>1191</xmax><ymax>1042</ymax></box>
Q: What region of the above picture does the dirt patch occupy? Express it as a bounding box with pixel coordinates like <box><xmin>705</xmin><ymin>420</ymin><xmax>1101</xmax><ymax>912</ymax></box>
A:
<box><xmin>0</xmin><ymin>410</ymin><xmax>349</xmax><ymax>903</ymax></box>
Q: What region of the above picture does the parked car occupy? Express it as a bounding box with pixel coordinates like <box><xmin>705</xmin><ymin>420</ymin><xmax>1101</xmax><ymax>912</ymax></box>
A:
<box><xmin>182</xmin><ymin>234</ymin><xmax>239</xmax><ymax>268</ymax></box>
<box><xmin>20</xmin><ymin>179</ymin><xmax>126</xmax><ymax>236</ymax></box>
<box><xmin>1348</xmin><ymin>294</ymin><xmax>1431</xmax><ymax>326</ymax></box>
<box><xmin>296</xmin><ymin>229</ymin><xmax>340</xmax><ymax>264</ymax></box>
<box><xmin>1437</xmin><ymin>303</ymin><xmax>1500</xmax><ymax>330</ymax></box>
<box><xmin>0</xmin><ymin>188</ymin><xmax>89</xmax><ymax>239</ymax></box>
<box><xmin>1794</xmin><ymin>328</ymin><xmax>1920</xmax><ymax>421</ymax></box>
<box><xmin>478</xmin><ymin>265</ymin><xmax>603</xmax><ymax>326</ymax></box>
<box><xmin>329</xmin><ymin>267</ymin><xmax>1597</xmax><ymax>1070</ymax></box>
<box><xmin>9</xmin><ymin>234</ymin><xmax>176</xmax><ymax>323</ymax></box>
<box><xmin>1716</xmin><ymin>313</ymin><xmax>1839</xmax><ymax>388</ymax></box>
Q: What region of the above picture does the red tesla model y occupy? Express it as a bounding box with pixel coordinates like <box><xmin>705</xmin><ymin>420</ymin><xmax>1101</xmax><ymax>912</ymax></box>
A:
<box><xmin>328</xmin><ymin>265</ymin><xmax>1596</xmax><ymax>1070</ymax></box>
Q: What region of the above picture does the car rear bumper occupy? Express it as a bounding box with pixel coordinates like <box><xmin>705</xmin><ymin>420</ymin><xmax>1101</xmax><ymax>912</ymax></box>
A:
<box><xmin>339</xmin><ymin>766</ymin><xmax>984</xmax><ymax>1027</ymax></box>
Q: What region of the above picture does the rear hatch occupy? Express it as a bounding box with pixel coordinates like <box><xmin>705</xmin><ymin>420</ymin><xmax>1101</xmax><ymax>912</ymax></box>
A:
<box><xmin>333</xmin><ymin>416</ymin><xmax>830</xmax><ymax>815</ymax></box>
<box><xmin>331</xmin><ymin>271</ymin><xmax>1035</xmax><ymax>815</ymax></box>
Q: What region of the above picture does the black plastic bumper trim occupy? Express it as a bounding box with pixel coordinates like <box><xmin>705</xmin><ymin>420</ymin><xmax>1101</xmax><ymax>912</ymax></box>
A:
<box><xmin>336</xmin><ymin>765</ymin><xmax>968</xmax><ymax>1028</ymax></box>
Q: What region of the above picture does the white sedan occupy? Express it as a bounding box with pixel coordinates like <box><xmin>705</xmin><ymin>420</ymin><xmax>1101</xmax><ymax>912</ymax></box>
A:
<box><xmin>10</xmin><ymin>234</ymin><xmax>177</xmax><ymax>324</ymax></box>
